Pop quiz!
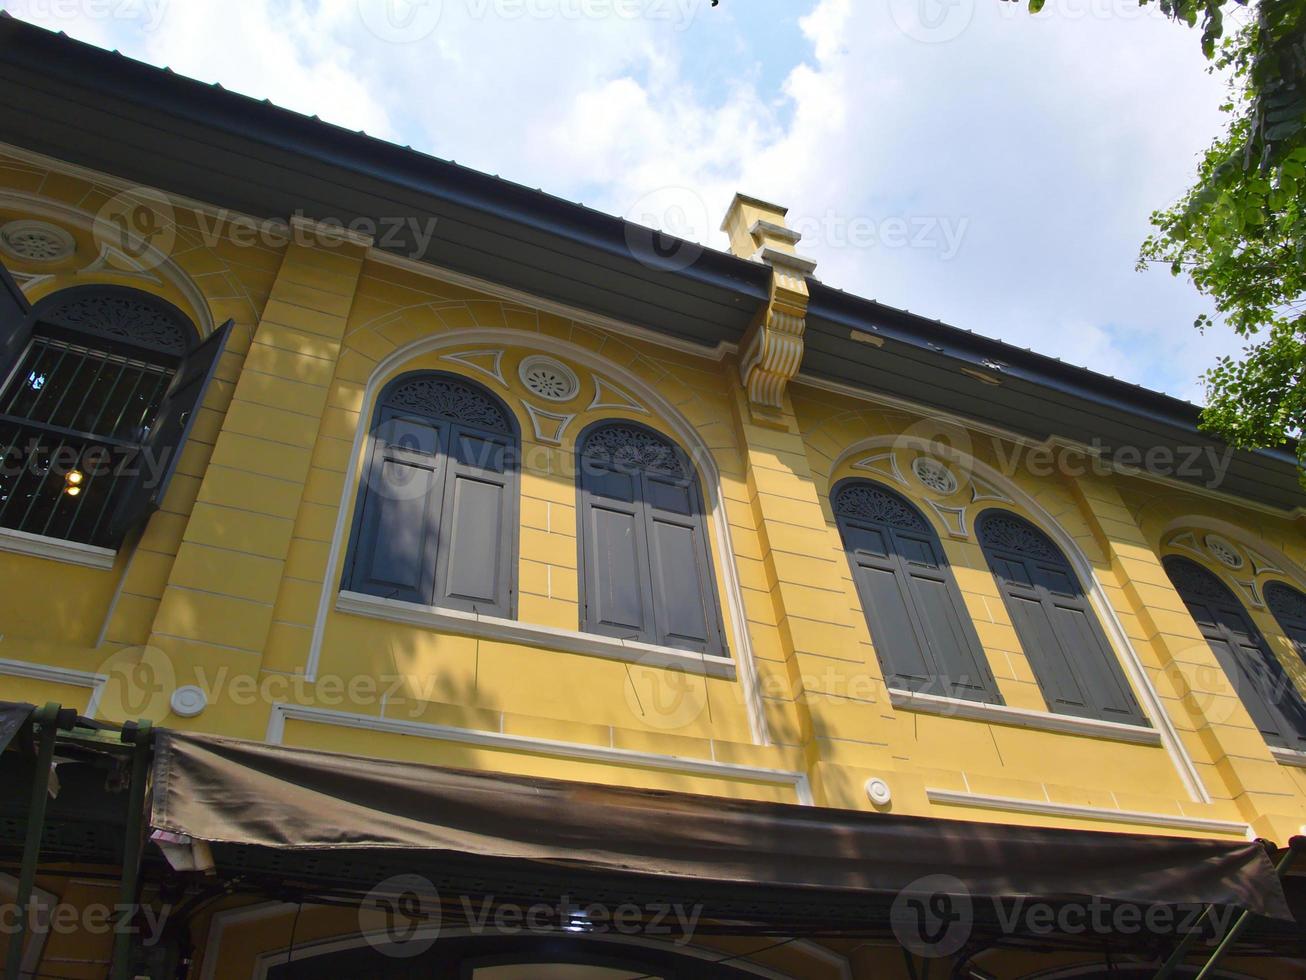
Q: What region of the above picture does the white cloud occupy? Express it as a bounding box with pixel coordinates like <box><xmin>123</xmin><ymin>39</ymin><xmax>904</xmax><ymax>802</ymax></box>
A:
<box><xmin>4</xmin><ymin>0</ymin><xmax>1239</xmax><ymax>400</ymax></box>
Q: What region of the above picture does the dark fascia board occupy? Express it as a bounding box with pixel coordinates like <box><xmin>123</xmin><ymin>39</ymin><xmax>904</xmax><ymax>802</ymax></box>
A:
<box><xmin>0</xmin><ymin>13</ymin><xmax>770</xmax><ymax>338</ymax></box>
<box><xmin>806</xmin><ymin>282</ymin><xmax>1303</xmax><ymax>495</ymax></box>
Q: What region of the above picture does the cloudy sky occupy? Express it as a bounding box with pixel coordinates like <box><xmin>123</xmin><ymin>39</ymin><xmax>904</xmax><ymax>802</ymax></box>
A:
<box><xmin>5</xmin><ymin>0</ymin><xmax>1245</xmax><ymax>401</ymax></box>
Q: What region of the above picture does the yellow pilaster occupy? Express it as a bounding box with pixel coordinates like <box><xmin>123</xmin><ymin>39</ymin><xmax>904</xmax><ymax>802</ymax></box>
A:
<box><xmin>139</xmin><ymin>227</ymin><xmax>368</xmax><ymax>736</ymax></box>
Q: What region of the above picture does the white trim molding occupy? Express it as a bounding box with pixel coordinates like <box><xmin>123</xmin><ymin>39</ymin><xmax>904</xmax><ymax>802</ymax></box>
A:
<box><xmin>889</xmin><ymin>689</ymin><xmax>1163</xmax><ymax>746</ymax></box>
<box><xmin>308</xmin><ymin>328</ymin><xmax>769</xmax><ymax>745</ymax></box>
<box><xmin>337</xmin><ymin>591</ymin><xmax>738</xmax><ymax>680</ymax></box>
<box><xmin>1270</xmin><ymin>746</ymin><xmax>1306</xmax><ymax>769</ymax></box>
<box><xmin>0</xmin><ymin>657</ymin><xmax>107</xmax><ymax>717</ymax></box>
<box><xmin>266</xmin><ymin>702</ymin><xmax>813</xmax><ymax>804</ymax></box>
<box><xmin>925</xmin><ymin>788</ymin><xmax>1251</xmax><ymax>837</ymax></box>
<box><xmin>0</xmin><ymin>526</ymin><xmax>116</xmax><ymax>570</ymax></box>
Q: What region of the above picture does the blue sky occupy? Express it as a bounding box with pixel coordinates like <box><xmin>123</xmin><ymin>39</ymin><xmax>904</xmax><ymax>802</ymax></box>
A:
<box><xmin>3</xmin><ymin>0</ymin><xmax>1245</xmax><ymax>402</ymax></box>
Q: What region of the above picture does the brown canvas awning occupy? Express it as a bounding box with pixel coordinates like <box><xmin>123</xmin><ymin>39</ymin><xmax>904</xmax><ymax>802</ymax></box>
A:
<box><xmin>149</xmin><ymin>730</ymin><xmax>1293</xmax><ymax>920</ymax></box>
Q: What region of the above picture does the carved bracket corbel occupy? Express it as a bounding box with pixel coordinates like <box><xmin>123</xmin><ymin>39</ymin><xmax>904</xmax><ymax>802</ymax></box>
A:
<box><xmin>738</xmin><ymin>252</ymin><xmax>815</xmax><ymax>425</ymax></box>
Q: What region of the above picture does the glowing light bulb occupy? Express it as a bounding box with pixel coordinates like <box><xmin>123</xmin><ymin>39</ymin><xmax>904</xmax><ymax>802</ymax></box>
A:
<box><xmin>66</xmin><ymin>470</ymin><xmax>84</xmax><ymax>486</ymax></box>
<box><xmin>65</xmin><ymin>485</ymin><xmax>81</xmax><ymax>497</ymax></box>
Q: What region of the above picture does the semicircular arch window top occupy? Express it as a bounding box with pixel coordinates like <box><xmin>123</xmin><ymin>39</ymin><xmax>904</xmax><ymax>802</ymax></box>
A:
<box><xmin>833</xmin><ymin>479</ymin><xmax>1000</xmax><ymax>703</ymax></box>
<box><xmin>344</xmin><ymin>370</ymin><xmax>519</xmax><ymax>618</ymax></box>
<box><xmin>977</xmin><ymin>510</ymin><xmax>1146</xmax><ymax>726</ymax></box>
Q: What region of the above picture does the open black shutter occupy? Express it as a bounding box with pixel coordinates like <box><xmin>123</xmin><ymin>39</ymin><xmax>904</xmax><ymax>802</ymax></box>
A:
<box><xmin>107</xmin><ymin>318</ymin><xmax>233</xmax><ymax>544</ymax></box>
<box><xmin>0</xmin><ymin>259</ymin><xmax>32</xmax><ymax>390</ymax></box>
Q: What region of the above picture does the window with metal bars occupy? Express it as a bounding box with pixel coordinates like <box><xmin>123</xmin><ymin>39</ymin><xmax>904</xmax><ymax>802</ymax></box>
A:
<box><xmin>0</xmin><ymin>263</ymin><xmax>233</xmax><ymax>552</ymax></box>
<box><xmin>0</xmin><ymin>338</ymin><xmax>175</xmax><ymax>546</ymax></box>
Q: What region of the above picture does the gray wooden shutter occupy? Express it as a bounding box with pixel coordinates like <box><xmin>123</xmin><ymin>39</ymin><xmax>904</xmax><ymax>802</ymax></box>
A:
<box><xmin>345</xmin><ymin>372</ymin><xmax>519</xmax><ymax>614</ymax></box>
<box><xmin>0</xmin><ymin>260</ymin><xmax>32</xmax><ymax>390</ymax></box>
<box><xmin>645</xmin><ymin>468</ymin><xmax>718</xmax><ymax>651</ymax></box>
<box><xmin>578</xmin><ymin>423</ymin><xmax>725</xmax><ymax>654</ymax></box>
<box><xmin>978</xmin><ymin>511</ymin><xmax>1144</xmax><ymax>724</ymax></box>
<box><xmin>1166</xmin><ymin>558</ymin><xmax>1306</xmax><ymax>750</ymax></box>
<box><xmin>433</xmin><ymin>425</ymin><xmax>516</xmax><ymax>617</ymax></box>
<box><xmin>581</xmin><ymin>461</ymin><xmax>655</xmax><ymax>640</ymax></box>
<box><xmin>107</xmin><ymin>318</ymin><xmax>233</xmax><ymax>545</ymax></box>
<box><xmin>1267</xmin><ymin>582</ymin><xmax>1306</xmax><ymax>663</ymax></box>
<box><xmin>834</xmin><ymin>481</ymin><xmax>1000</xmax><ymax>702</ymax></box>
<box><xmin>347</xmin><ymin>411</ymin><xmax>444</xmax><ymax>605</ymax></box>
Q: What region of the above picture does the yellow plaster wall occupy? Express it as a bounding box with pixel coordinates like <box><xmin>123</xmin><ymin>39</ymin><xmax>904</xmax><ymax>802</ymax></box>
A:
<box><xmin>2</xmin><ymin>154</ymin><xmax>1306</xmax><ymax>846</ymax></box>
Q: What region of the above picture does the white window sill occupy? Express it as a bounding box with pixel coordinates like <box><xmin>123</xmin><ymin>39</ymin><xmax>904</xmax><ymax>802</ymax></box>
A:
<box><xmin>336</xmin><ymin>591</ymin><xmax>738</xmax><ymax>680</ymax></box>
<box><xmin>888</xmin><ymin>688</ymin><xmax>1162</xmax><ymax>746</ymax></box>
<box><xmin>1270</xmin><ymin>747</ymin><xmax>1306</xmax><ymax>769</ymax></box>
<box><xmin>0</xmin><ymin>527</ymin><xmax>116</xmax><ymax>570</ymax></box>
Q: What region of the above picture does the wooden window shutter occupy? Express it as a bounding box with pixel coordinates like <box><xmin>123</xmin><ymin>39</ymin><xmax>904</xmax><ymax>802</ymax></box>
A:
<box><xmin>577</xmin><ymin>422</ymin><xmax>725</xmax><ymax>655</ymax></box>
<box><xmin>978</xmin><ymin>510</ymin><xmax>1145</xmax><ymax>724</ymax></box>
<box><xmin>107</xmin><ymin>319</ymin><xmax>233</xmax><ymax>544</ymax></box>
<box><xmin>834</xmin><ymin>479</ymin><xmax>1000</xmax><ymax>703</ymax></box>
<box><xmin>0</xmin><ymin>260</ymin><xmax>32</xmax><ymax>390</ymax></box>
<box><xmin>1167</xmin><ymin>557</ymin><xmax>1306</xmax><ymax>750</ymax></box>
<box><xmin>344</xmin><ymin>372</ymin><xmax>518</xmax><ymax>618</ymax></box>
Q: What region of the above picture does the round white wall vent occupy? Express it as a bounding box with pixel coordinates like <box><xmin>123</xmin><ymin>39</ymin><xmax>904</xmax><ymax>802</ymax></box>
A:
<box><xmin>0</xmin><ymin>220</ymin><xmax>76</xmax><ymax>262</ymax></box>
<box><xmin>519</xmin><ymin>355</ymin><xmax>580</xmax><ymax>402</ymax></box>
<box><xmin>1204</xmin><ymin>534</ymin><xmax>1244</xmax><ymax>570</ymax></box>
<box><xmin>911</xmin><ymin>457</ymin><xmax>958</xmax><ymax>495</ymax></box>
<box><xmin>170</xmin><ymin>685</ymin><xmax>208</xmax><ymax>718</ymax></box>
<box><xmin>865</xmin><ymin>776</ymin><xmax>892</xmax><ymax>806</ymax></box>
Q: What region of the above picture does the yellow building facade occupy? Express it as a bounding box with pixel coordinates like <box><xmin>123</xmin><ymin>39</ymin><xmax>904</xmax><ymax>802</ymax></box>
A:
<box><xmin>1</xmin><ymin>18</ymin><xmax>1305</xmax><ymax>980</ymax></box>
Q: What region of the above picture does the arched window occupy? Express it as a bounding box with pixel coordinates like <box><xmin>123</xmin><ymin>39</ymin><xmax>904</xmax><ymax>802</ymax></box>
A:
<box><xmin>0</xmin><ymin>266</ymin><xmax>230</xmax><ymax>549</ymax></box>
<box><xmin>344</xmin><ymin>371</ymin><xmax>519</xmax><ymax>617</ymax></box>
<box><xmin>833</xmin><ymin>479</ymin><xmax>999</xmax><ymax>702</ymax></box>
<box><xmin>977</xmin><ymin>510</ymin><xmax>1145</xmax><ymax>724</ymax></box>
<box><xmin>576</xmin><ymin>421</ymin><xmax>725</xmax><ymax>654</ymax></box>
<box><xmin>1267</xmin><ymin>581</ymin><xmax>1306</xmax><ymax>665</ymax></box>
<box><xmin>1165</xmin><ymin>558</ymin><xmax>1306</xmax><ymax>750</ymax></box>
